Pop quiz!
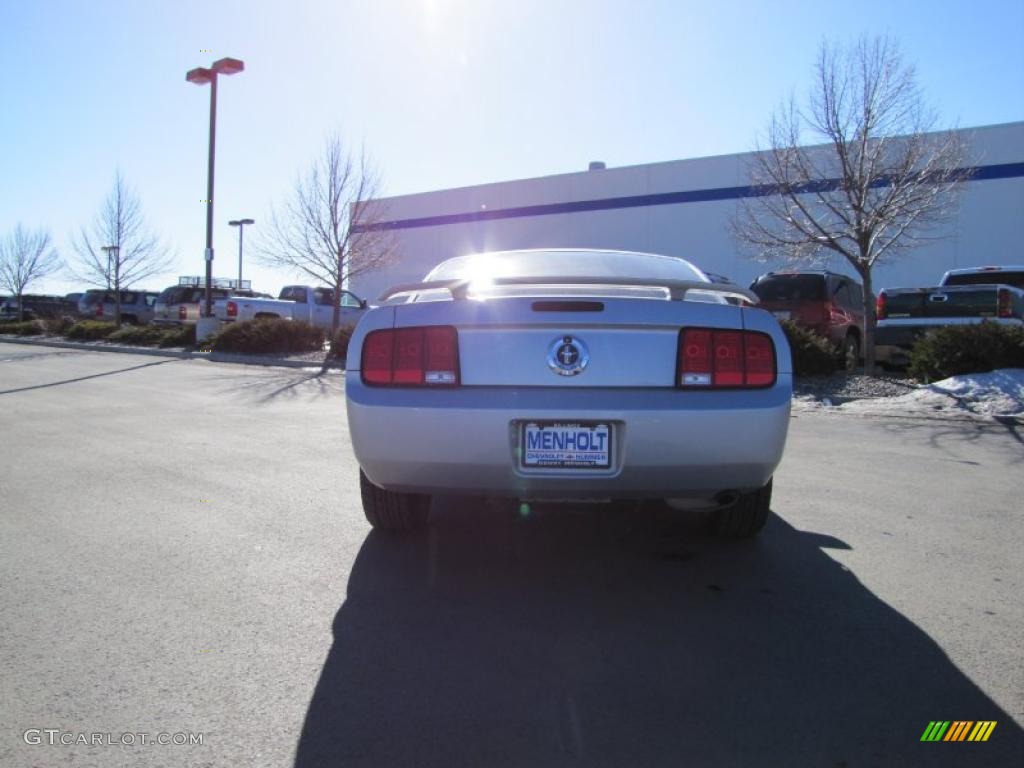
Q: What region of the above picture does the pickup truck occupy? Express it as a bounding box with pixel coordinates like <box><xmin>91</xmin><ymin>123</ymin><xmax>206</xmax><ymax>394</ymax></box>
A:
<box><xmin>875</xmin><ymin>265</ymin><xmax>1024</xmax><ymax>366</ymax></box>
<box><xmin>213</xmin><ymin>285</ymin><xmax>370</xmax><ymax>330</ymax></box>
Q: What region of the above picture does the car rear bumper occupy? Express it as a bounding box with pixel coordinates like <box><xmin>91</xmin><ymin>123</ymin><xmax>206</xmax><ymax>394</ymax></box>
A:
<box><xmin>346</xmin><ymin>378</ymin><xmax>792</xmax><ymax>498</ymax></box>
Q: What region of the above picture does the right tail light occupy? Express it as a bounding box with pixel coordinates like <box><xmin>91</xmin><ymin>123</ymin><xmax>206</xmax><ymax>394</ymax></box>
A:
<box><xmin>178</xmin><ymin>305</ymin><xmax>188</xmax><ymax>321</ymax></box>
<box><xmin>997</xmin><ymin>288</ymin><xmax>1011</xmax><ymax>318</ymax></box>
<box><xmin>227</xmin><ymin>301</ymin><xmax>238</xmax><ymax>319</ymax></box>
<box><xmin>678</xmin><ymin>328</ymin><xmax>776</xmax><ymax>388</ymax></box>
<box><xmin>876</xmin><ymin>292</ymin><xmax>887</xmax><ymax>320</ymax></box>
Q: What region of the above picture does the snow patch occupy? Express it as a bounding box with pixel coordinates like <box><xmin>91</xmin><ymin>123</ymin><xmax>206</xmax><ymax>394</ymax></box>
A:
<box><xmin>793</xmin><ymin>369</ymin><xmax>1024</xmax><ymax>419</ymax></box>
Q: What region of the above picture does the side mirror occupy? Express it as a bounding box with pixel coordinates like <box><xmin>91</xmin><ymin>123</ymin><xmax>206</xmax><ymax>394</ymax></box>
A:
<box><xmin>360</xmin><ymin>299</ymin><xmax>368</xmax><ymax>309</ymax></box>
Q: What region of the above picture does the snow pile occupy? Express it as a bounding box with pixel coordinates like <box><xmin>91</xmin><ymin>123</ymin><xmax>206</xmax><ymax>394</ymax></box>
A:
<box><xmin>838</xmin><ymin>368</ymin><xmax>1024</xmax><ymax>418</ymax></box>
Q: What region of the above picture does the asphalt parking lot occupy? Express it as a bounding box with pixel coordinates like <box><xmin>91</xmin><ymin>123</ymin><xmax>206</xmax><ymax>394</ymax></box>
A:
<box><xmin>1</xmin><ymin>342</ymin><xmax>1021</xmax><ymax>767</ymax></box>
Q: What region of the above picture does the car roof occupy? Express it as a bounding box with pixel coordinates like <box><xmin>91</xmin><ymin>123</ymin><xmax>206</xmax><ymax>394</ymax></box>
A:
<box><xmin>943</xmin><ymin>265</ymin><xmax>1024</xmax><ymax>276</ymax></box>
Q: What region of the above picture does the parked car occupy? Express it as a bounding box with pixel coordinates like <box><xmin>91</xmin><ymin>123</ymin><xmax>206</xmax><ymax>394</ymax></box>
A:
<box><xmin>875</xmin><ymin>265</ymin><xmax>1024</xmax><ymax>367</ymax></box>
<box><xmin>77</xmin><ymin>289</ymin><xmax>159</xmax><ymax>325</ymax></box>
<box><xmin>749</xmin><ymin>271</ymin><xmax>866</xmax><ymax>369</ymax></box>
<box><xmin>0</xmin><ymin>294</ymin><xmax>74</xmax><ymax>321</ymax></box>
<box><xmin>213</xmin><ymin>285</ymin><xmax>370</xmax><ymax>329</ymax></box>
<box><xmin>153</xmin><ymin>285</ymin><xmax>272</xmax><ymax>327</ymax></box>
<box><xmin>346</xmin><ymin>248</ymin><xmax>791</xmax><ymax>538</ymax></box>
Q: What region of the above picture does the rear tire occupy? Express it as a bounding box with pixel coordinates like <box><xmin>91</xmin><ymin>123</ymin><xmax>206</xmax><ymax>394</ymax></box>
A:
<box><xmin>841</xmin><ymin>333</ymin><xmax>860</xmax><ymax>371</ymax></box>
<box><xmin>713</xmin><ymin>479</ymin><xmax>772</xmax><ymax>538</ymax></box>
<box><xmin>359</xmin><ymin>470</ymin><xmax>430</xmax><ymax>533</ymax></box>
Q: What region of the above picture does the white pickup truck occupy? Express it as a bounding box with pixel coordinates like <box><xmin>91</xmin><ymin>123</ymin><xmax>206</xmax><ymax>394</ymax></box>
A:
<box><xmin>213</xmin><ymin>285</ymin><xmax>371</xmax><ymax>330</ymax></box>
<box><xmin>875</xmin><ymin>265</ymin><xmax>1024</xmax><ymax>366</ymax></box>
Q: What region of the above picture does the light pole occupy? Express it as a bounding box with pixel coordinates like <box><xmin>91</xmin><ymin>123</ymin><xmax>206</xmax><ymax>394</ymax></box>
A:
<box><xmin>101</xmin><ymin>245</ymin><xmax>120</xmax><ymax>323</ymax></box>
<box><xmin>228</xmin><ymin>218</ymin><xmax>254</xmax><ymax>287</ymax></box>
<box><xmin>186</xmin><ymin>56</ymin><xmax>244</xmax><ymax>318</ymax></box>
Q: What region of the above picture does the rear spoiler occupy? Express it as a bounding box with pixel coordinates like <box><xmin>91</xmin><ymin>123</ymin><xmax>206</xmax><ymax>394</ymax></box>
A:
<box><xmin>379</xmin><ymin>276</ymin><xmax>759</xmax><ymax>304</ymax></box>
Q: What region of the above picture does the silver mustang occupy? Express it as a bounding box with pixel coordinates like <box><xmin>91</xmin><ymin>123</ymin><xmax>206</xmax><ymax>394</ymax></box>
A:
<box><xmin>346</xmin><ymin>249</ymin><xmax>792</xmax><ymax>537</ymax></box>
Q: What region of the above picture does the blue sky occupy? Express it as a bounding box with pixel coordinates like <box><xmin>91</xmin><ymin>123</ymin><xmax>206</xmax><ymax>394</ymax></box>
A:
<box><xmin>2</xmin><ymin>0</ymin><xmax>1022</xmax><ymax>296</ymax></box>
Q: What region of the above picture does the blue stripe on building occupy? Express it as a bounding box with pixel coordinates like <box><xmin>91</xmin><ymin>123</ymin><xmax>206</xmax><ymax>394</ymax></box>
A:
<box><xmin>352</xmin><ymin>162</ymin><xmax>1024</xmax><ymax>234</ymax></box>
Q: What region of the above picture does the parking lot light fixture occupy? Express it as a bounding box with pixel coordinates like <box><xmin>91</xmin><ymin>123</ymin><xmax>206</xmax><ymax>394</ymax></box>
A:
<box><xmin>186</xmin><ymin>57</ymin><xmax>245</xmax><ymax>318</ymax></box>
<box><xmin>228</xmin><ymin>218</ymin><xmax>255</xmax><ymax>287</ymax></box>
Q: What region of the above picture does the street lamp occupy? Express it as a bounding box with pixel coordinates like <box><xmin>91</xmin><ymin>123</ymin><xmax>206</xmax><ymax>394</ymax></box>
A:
<box><xmin>101</xmin><ymin>245</ymin><xmax>120</xmax><ymax>323</ymax></box>
<box><xmin>100</xmin><ymin>245</ymin><xmax>119</xmax><ymax>282</ymax></box>
<box><xmin>186</xmin><ymin>56</ymin><xmax>245</xmax><ymax>318</ymax></box>
<box><xmin>228</xmin><ymin>218</ymin><xmax>254</xmax><ymax>287</ymax></box>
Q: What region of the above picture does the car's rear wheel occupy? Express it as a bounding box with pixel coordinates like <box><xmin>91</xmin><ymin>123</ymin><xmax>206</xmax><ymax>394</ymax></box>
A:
<box><xmin>713</xmin><ymin>479</ymin><xmax>772</xmax><ymax>538</ymax></box>
<box><xmin>359</xmin><ymin>470</ymin><xmax>430</xmax><ymax>532</ymax></box>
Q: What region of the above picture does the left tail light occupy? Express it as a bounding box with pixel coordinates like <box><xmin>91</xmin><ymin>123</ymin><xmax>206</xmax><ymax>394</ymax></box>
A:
<box><xmin>95</xmin><ymin>304</ymin><xmax>103</xmax><ymax>317</ymax></box>
<box><xmin>178</xmin><ymin>305</ymin><xmax>188</xmax><ymax>320</ymax></box>
<box><xmin>227</xmin><ymin>301</ymin><xmax>238</xmax><ymax>318</ymax></box>
<box><xmin>362</xmin><ymin>326</ymin><xmax>460</xmax><ymax>386</ymax></box>
<box><xmin>678</xmin><ymin>328</ymin><xmax>776</xmax><ymax>388</ymax></box>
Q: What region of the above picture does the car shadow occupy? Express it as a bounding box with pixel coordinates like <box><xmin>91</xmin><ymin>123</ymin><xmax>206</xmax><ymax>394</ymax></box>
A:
<box><xmin>293</xmin><ymin>502</ymin><xmax>1023</xmax><ymax>767</ymax></box>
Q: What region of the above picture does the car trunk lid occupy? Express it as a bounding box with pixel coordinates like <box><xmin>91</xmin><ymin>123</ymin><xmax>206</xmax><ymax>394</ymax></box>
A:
<box><xmin>393</xmin><ymin>296</ymin><xmax>744</xmax><ymax>387</ymax></box>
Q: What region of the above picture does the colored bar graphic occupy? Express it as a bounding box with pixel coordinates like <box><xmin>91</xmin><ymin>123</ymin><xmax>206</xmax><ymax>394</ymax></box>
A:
<box><xmin>945</xmin><ymin>721</ymin><xmax>972</xmax><ymax>741</ymax></box>
<box><xmin>968</xmin><ymin>722</ymin><xmax>997</xmax><ymax>742</ymax></box>
<box><xmin>921</xmin><ymin>721</ymin><xmax>950</xmax><ymax>741</ymax></box>
<box><xmin>922</xmin><ymin>720</ymin><xmax>996</xmax><ymax>742</ymax></box>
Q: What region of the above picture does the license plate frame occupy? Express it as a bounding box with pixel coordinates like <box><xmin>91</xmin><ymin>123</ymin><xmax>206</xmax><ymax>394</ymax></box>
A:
<box><xmin>520</xmin><ymin>421</ymin><xmax>613</xmax><ymax>470</ymax></box>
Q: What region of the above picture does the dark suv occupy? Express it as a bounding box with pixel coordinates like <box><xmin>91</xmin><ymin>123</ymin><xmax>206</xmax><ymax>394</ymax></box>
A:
<box><xmin>0</xmin><ymin>294</ymin><xmax>75</xmax><ymax>321</ymax></box>
<box><xmin>750</xmin><ymin>271</ymin><xmax>867</xmax><ymax>369</ymax></box>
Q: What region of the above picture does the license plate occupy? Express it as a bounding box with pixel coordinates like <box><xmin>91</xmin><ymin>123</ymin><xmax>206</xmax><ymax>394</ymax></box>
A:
<box><xmin>772</xmin><ymin>311</ymin><xmax>791</xmax><ymax>321</ymax></box>
<box><xmin>521</xmin><ymin>421</ymin><xmax>612</xmax><ymax>469</ymax></box>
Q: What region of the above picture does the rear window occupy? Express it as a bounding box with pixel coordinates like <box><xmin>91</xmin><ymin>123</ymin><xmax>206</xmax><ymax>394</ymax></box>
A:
<box><xmin>750</xmin><ymin>274</ymin><xmax>826</xmax><ymax>302</ymax></box>
<box><xmin>944</xmin><ymin>271</ymin><xmax>1024</xmax><ymax>289</ymax></box>
<box><xmin>159</xmin><ymin>287</ymin><xmax>193</xmax><ymax>304</ymax></box>
<box><xmin>81</xmin><ymin>290</ymin><xmax>109</xmax><ymax>306</ymax></box>
<box><xmin>427</xmin><ymin>250</ymin><xmax>708</xmax><ymax>284</ymax></box>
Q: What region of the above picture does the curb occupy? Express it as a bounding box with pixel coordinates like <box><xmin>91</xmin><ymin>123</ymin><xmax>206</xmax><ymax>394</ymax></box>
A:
<box><xmin>0</xmin><ymin>335</ymin><xmax>344</xmax><ymax>371</ymax></box>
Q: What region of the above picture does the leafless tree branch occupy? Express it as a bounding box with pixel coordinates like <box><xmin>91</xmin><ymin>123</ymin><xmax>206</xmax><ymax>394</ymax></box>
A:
<box><xmin>0</xmin><ymin>224</ymin><xmax>63</xmax><ymax>319</ymax></box>
<box><xmin>70</xmin><ymin>170</ymin><xmax>175</xmax><ymax>326</ymax></box>
<box><xmin>254</xmin><ymin>134</ymin><xmax>395</xmax><ymax>334</ymax></box>
<box><xmin>732</xmin><ymin>35</ymin><xmax>971</xmax><ymax>373</ymax></box>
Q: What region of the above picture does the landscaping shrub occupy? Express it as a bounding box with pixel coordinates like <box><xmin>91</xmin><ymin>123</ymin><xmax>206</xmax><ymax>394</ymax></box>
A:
<box><xmin>107</xmin><ymin>325</ymin><xmax>168</xmax><ymax>347</ymax></box>
<box><xmin>41</xmin><ymin>316</ymin><xmax>75</xmax><ymax>335</ymax></box>
<box><xmin>157</xmin><ymin>324</ymin><xmax>197</xmax><ymax>348</ymax></box>
<box><xmin>908</xmin><ymin>322</ymin><xmax>1024</xmax><ymax>383</ymax></box>
<box><xmin>210</xmin><ymin>317</ymin><xmax>325</xmax><ymax>355</ymax></box>
<box><xmin>65</xmin><ymin>321</ymin><xmax>118</xmax><ymax>340</ymax></box>
<box><xmin>0</xmin><ymin>320</ymin><xmax>44</xmax><ymax>336</ymax></box>
<box><xmin>329</xmin><ymin>325</ymin><xmax>356</xmax><ymax>361</ymax></box>
<box><xmin>779</xmin><ymin>320</ymin><xmax>838</xmax><ymax>377</ymax></box>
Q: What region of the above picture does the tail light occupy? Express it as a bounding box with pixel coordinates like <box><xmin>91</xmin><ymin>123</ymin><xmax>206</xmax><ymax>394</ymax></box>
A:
<box><xmin>678</xmin><ymin>328</ymin><xmax>776</xmax><ymax>388</ymax></box>
<box><xmin>178</xmin><ymin>305</ymin><xmax>188</xmax><ymax>320</ymax></box>
<box><xmin>227</xmin><ymin>301</ymin><xmax>238</xmax><ymax>319</ymax></box>
<box><xmin>95</xmin><ymin>303</ymin><xmax>103</xmax><ymax>318</ymax></box>
<box><xmin>997</xmin><ymin>288</ymin><xmax>1011</xmax><ymax>318</ymax></box>
<box><xmin>876</xmin><ymin>292</ymin><xmax>887</xmax><ymax>320</ymax></box>
<box><xmin>362</xmin><ymin>326</ymin><xmax>459</xmax><ymax>386</ymax></box>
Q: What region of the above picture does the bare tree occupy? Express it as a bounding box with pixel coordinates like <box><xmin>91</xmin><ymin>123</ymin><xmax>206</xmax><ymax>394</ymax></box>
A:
<box><xmin>733</xmin><ymin>35</ymin><xmax>969</xmax><ymax>373</ymax></box>
<box><xmin>72</xmin><ymin>170</ymin><xmax>174</xmax><ymax>326</ymax></box>
<box><xmin>256</xmin><ymin>134</ymin><xmax>394</xmax><ymax>334</ymax></box>
<box><xmin>0</xmin><ymin>224</ymin><xmax>62</xmax><ymax>320</ymax></box>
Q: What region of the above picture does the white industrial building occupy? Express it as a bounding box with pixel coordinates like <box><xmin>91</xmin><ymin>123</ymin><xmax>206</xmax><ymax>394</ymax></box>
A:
<box><xmin>351</xmin><ymin>121</ymin><xmax>1024</xmax><ymax>301</ymax></box>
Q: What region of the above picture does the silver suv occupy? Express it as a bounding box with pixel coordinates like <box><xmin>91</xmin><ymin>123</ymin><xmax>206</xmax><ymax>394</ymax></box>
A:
<box><xmin>77</xmin><ymin>290</ymin><xmax>159</xmax><ymax>325</ymax></box>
